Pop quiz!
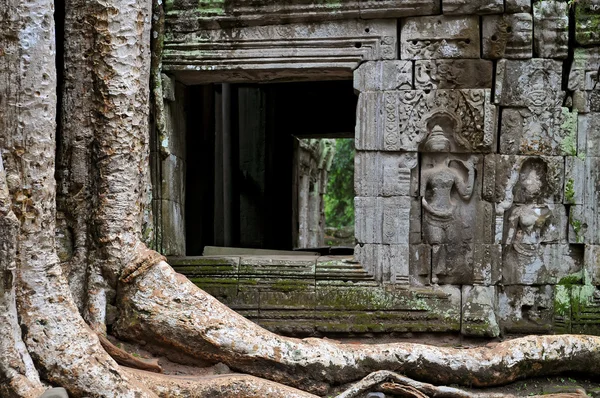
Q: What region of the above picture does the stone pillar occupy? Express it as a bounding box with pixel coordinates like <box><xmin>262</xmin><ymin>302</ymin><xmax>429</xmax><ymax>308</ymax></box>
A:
<box><xmin>154</xmin><ymin>74</ymin><xmax>186</xmax><ymax>256</ymax></box>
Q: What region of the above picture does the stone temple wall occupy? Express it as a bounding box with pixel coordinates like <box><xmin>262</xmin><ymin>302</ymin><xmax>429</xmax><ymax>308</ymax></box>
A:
<box><xmin>162</xmin><ymin>0</ymin><xmax>600</xmax><ymax>337</ymax></box>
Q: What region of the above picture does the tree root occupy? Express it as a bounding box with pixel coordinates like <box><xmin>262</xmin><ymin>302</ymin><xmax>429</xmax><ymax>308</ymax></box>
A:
<box><xmin>115</xmin><ymin>260</ymin><xmax>600</xmax><ymax>396</ymax></box>
<box><xmin>335</xmin><ymin>371</ymin><xmax>509</xmax><ymax>398</ymax></box>
<box><xmin>98</xmin><ymin>334</ymin><xmax>163</xmax><ymax>373</ymax></box>
<box><xmin>123</xmin><ymin>368</ymin><xmax>318</xmax><ymax>398</ymax></box>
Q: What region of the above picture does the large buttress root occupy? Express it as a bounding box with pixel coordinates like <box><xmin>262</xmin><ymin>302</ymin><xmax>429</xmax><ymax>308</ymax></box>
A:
<box><xmin>115</xmin><ymin>260</ymin><xmax>600</xmax><ymax>395</ymax></box>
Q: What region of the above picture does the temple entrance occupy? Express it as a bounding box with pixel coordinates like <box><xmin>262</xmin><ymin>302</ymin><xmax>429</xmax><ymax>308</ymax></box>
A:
<box><xmin>182</xmin><ymin>80</ymin><xmax>357</xmax><ymax>256</ymax></box>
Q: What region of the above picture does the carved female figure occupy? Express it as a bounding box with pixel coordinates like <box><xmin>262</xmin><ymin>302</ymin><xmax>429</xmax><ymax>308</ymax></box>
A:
<box><xmin>421</xmin><ymin>125</ymin><xmax>475</xmax><ymax>283</ymax></box>
<box><xmin>503</xmin><ymin>166</ymin><xmax>552</xmax><ymax>276</ymax></box>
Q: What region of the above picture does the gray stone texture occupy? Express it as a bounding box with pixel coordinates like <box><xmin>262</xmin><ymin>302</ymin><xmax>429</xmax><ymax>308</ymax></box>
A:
<box><xmin>354</xmin><ymin>152</ymin><xmax>419</xmax><ymax>197</ymax></box>
<box><xmin>506</xmin><ymin>0</ymin><xmax>531</xmax><ymax>12</ymax></box>
<box><xmin>462</xmin><ymin>286</ymin><xmax>500</xmax><ymax>337</ymax></box>
<box><xmin>414</xmin><ymin>59</ymin><xmax>494</xmax><ymax>89</ymax></box>
<box><xmin>400</xmin><ymin>16</ymin><xmax>480</xmax><ymax>59</ymax></box>
<box><xmin>356</xmin><ymin>89</ymin><xmax>496</xmax><ymax>152</ymax></box>
<box><xmin>533</xmin><ymin>1</ymin><xmax>569</xmax><ymax>59</ymax></box>
<box><xmin>164</xmin><ymin>19</ymin><xmax>397</xmax><ymax>84</ymax></box>
<box><xmin>354</xmin><ymin>61</ymin><xmax>413</xmax><ymax>92</ymax></box>
<box><xmin>482</xmin><ymin>13</ymin><xmax>533</xmax><ymax>59</ymax></box>
<box><xmin>495</xmin><ymin>59</ymin><xmax>565</xmax><ymax>108</ymax></box>
<box><xmin>499</xmin><ymin>107</ymin><xmax>578</xmax><ymax>156</ymax></box>
<box><xmin>442</xmin><ymin>0</ymin><xmax>503</xmax><ymax>15</ymax></box>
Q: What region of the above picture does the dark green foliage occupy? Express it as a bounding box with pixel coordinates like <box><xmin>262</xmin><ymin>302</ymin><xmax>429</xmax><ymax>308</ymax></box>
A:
<box><xmin>324</xmin><ymin>139</ymin><xmax>355</xmax><ymax>229</ymax></box>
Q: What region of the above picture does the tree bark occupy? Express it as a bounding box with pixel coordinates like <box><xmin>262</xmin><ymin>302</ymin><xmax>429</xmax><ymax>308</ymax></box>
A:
<box><xmin>0</xmin><ymin>0</ymin><xmax>156</xmax><ymax>395</ymax></box>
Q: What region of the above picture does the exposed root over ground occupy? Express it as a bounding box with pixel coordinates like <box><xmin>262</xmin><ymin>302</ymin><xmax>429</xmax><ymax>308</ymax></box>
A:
<box><xmin>113</xmin><ymin>259</ymin><xmax>600</xmax><ymax>396</ymax></box>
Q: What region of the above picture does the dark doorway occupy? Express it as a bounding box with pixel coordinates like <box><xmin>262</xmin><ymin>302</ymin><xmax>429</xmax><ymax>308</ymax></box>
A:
<box><xmin>185</xmin><ymin>80</ymin><xmax>357</xmax><ymax>256</ymax></box>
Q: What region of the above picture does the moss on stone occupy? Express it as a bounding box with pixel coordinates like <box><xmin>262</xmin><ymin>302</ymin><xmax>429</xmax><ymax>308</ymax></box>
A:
<box><xmin>560</xmin><ymin>109</ymin><xmax>578</xmax><ymax>156</ymax></box>
<box><xmin>565</xmin><ymin>178</ymin><xmax>576</xmax><ymax>204</ymax></box>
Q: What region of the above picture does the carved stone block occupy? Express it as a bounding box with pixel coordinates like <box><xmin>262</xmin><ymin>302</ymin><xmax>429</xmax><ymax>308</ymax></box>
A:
<box><xmin>498</xmin><ymin>285</ymin><xmax>556</xmax><ymax>334</ymax></box>
<box><xmin>506</xmin><ymin>0</ymin><xmax>531</xmax><ymax>13</ymax></box>
<box><xmin>482</xmin><ymin>13</ymin><xmax>533</xmax><ymax>59</ymax></box>
<box><xmin>568</xmin><ymin>205</ymin><xmax>588</xmax><ymax>244</ymax></box>
<box><xmin>355</xmin><ymin>197</ymin><xmax>383</xmax><ymax>244</ymax></box>
<box><xmin>314</xmin><ymin>285</ymin><xmax>461</xmax><ymax>333</ymax></box>
<box><xmin>491</xmin><ymin>155</ymin><xmax>565</xmax><ymax>205</ymax></box>
<box><xmin>568</xmin><ymin>48</ymin><xmax>600</xmax><ymax>92</ymax></box>
<box><xmin>462</xmin><ymin>286</ymin><xmax>500</xmax><ymax>337</ymax></box>
<box><xmin>575</xmin><ymin>0</ymin><xmax>600</xmax><ymax>46</ymax></box>
<box><xmin>354</xmin><ymin>61</ymin><xmax>413</xmax><ymax>92</ymax></box>
<box><xmin>354</xmin><ymin>243</ymin><xmax>410</xmax><ymax>283</ymax></box>
<box><xmin>359</xmin><ymin>0</ymin><xmax>442</xmax><ymax>19</ymax></box>
<box><xmin>355</xmin><ymin>196</ymin><xmax>411</xmax><ymax>245</ymax></box>
<box><xmin>533</xmin><ymin>1</ymin><xmax>569</xmax><ymax>59</ymax></box>
<box><xmin>495</xmin><ymin>59</ymin><xmax>564</xmax><ymax>107</ymax></box>
<box><xmin>356</xmin><ymin>89</ymin><xmax>496</xmax><ymax>152</ymax></box>
<box><xmin>579</xmin><ymin>156</ymin><xmax>600</xmax><ymax>244</ymax></box>
<box><xmin>164</xmin><ymin>19</ymin><xmax>397</xmax><ymax>83</ymax></box>
<box><xmin>473</xmin><ymin>244</ymin><xmax>502</xmax><ymax>285</ymax></box>
<box><xmin>572</xmin><ymin>90</ymin><xmax>600</xmax><ymax>113</ymax></box>
<box><xmin>354</xmin><ymin>152</ymin><xmax>419</xmax><ymax>197</ymax></box>
<box><xmin>565</xmin><ymin>156</ymin><xmax>585</xmax><ymax>205</ymax></box>
<box><xmin>499</xmin><ymin>107</ymin><xmax>578</xmax><ymax>156</ymax></box>
<box><xmin>166</xmin><ymin>1</ymin><xmax>441</xmax><ymax>31</ymax></box>
<box><xmin>584</xmin><ymin>245</ymin><xmax>600</xmax><ymax>285</ymax></box>
<box><xmin>442</xmin><ymin>0</ymin><xmax>503</xmax><ymax>15</ymax></box>
<box><xmin>409</xmin><ymin>244</ymin><xmax>431</xmax><ymax>285</ymax></box>
<box><xmin>400</xmin><ymin>16</ymin><xmax>480</xmax><ymax>60</ymax></box>
<box><xmin>578</xmin><ymin>113</ymin><xmax>600</xmax><ymax>157</ymax></box>
<box><xmin>382</xmin><ymin>197</ymin><xmax>412</xmax><ymax>245</ymax></box>
<box><xmin>414</xmin><ymin>60</ymin><xmax>494</xmax><ymax>89</ymax></box>
<box><xmin>502</xmin><ymin>244</ymin><xmax>582</xmax><ymax>285</ymax></box>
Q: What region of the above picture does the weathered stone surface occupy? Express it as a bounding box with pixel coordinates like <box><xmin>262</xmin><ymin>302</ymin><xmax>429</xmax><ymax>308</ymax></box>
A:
<box><xmin>565</xmin><ymin>156</ymin><xmax>586</xmax><ymax>205</ymax></box>
<box><xmin>355</xmin><ymin>197</ymin><xmax>383</xmax><ymax>244</ymax></box>
<box><xmin>533</xmin><ymin>1</ymin><xmax>569</xmax><ymax>59</ymax></box>
<box><xmin>482</xmin><ymin>13</ymin><xmax>533</xmax><ymax>59</ymax></box>
<box><xmin>409</xmin><ymin>244</ymin><xmax>431</xmax><ymax>285</ymax></box>
<box><xmin>442</xmin><ymin>0</ymin><xmax>503</xmax><ymax>15</ymax></box>
<box><xmin>506</xmin><ymin>0</ymin><xmax>531</xmax><ymax>12</ymax></box>
<box><xmin>578</xmin><ymin>113</ymin><xmax>600</xmax><ymax>156</ymax></box>
<box><xmin>356</xmin><ymin>89</ymin><xmax>496</xmax><ymax>152</ymax></box>
<box><xmin>498</xmin><ymin>285</ymin><xmax>556</xmax><ymax>334</ymax></box>
<box><xmin>354</xmin><ymin>61</ymin><xmax>413</xmax><ymax>92</ymax></box>
<box><xmin>502</xmin><ymin>243</ymin><xmax>582</xmax><ymax>285</ymax></box>
<box><xmin>499</xmin><ymin>107</ymin><xmax>578</xmax><ymax>156</ymax></box>
<box><xmin>584</xmin><ymin>245</ymin><xmax>600</xmax><ymax>285</ymax></box>
<box><xmin>400</xmin><ymin>16</ymin><xmax>480</xmax><ymax>59</ymax></box>
<box><xmin>462</xmin><ymin>286</ymin><xmax>500</xmax><ymax>337</ymax></box>
<box><xmin>164</xmin><ymin>19</ymin><xmax>397</xmax><ymax>84</ymax></box>
<box><xmin>572</xmin><ymin>90</ymin><xmax>600</xmax><ymax>113</ymax></box>
<box><xmin>568</xmin><ymin>48</ymin><xmax>600</xmax><ymax>92</ymax></box>
<box><xmin>575</xmin><ymin>0</ymin><xmax>600</xmax><ymax>46</ymax></box>
<box><xmin>359</xmin><ymin>0</ymin><xmax>442</xmax><ymax>19</ymax></box>
<box><xmin>157</xmin><ymin>199</ymin><xmax>185</xmax><ymax>256</ymax></box>
<box><xmin>495</xmin><ymin>59</ymin><xmax>564</xmax><ymax>107</ymax></box>
<box><xmin>489</xmin><ymin>155</ymin><xmax>565</xmax><ymax>206</ymax></box>
<box><xmin>355</xmin><ymin>196</ymin><xmax>411</xmax><ymax>245</ymax></box>
<box><xmin>314</xmin><ymin>284</ymin><xmax>461</xmax><ymax>333</ymax></box>
<box><xmin>354</xmin><ymin>244</ymin><xmax>410</xmax><ymax>283</ymax></box>
<box><xmin>165</xmin><ymin>0</ymin><xmax>441</xmax><ymax>31</ymax></box>
<box><xmin>414</xmin><ymin>59</ymin><xmax>494</xmax><ymax>89</ymax></box>
<box><xmin>354</xmin><ymin>152</ymin><xmax>419</xmax><ymax>197</ymax></box>
<box><xmin>160</xmin><ymin>154</ymin><xmax>185</xmax><ymax>203</ymax></box>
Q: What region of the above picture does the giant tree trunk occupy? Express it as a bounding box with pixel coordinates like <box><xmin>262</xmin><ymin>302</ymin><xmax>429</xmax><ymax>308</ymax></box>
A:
<box><xmin>0</xmin><ymin>0</ymin><xmax>154</xmax><ymax>395</ymax></box>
